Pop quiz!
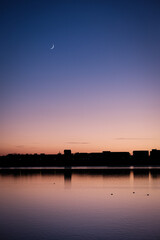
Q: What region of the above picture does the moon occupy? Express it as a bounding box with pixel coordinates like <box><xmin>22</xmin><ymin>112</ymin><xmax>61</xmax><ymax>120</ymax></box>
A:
<box><xmin>51</xmin><ymin>44</ymin><xmax>54</xmax><ymax>49</ymax></box>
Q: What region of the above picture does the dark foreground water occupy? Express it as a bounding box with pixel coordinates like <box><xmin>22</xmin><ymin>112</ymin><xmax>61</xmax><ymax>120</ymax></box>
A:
<box><xmin>0</xmin><ymin>168</ymin><xmax>160</xmax><ymax>240</ymax></box>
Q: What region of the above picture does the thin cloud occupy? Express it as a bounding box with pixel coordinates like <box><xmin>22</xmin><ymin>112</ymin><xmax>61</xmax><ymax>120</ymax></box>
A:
<box><xmin>15</xmin><ymin>145</ymin><xmax>37</xmax><ymax>149</ymax></box>
<box><xmin>115</xmin><ymin>138</ymin><xmax>153</xmax><ymax>140</ymax></box>
<box><xmin>66</xmin><ymin>142</ymin><xmax>90</xmax><ymax>145</ymax></box>
<box><xmin>16</xmin><ymin>145</ymin><xmax>25</xmax><ymax>148</ymax></box>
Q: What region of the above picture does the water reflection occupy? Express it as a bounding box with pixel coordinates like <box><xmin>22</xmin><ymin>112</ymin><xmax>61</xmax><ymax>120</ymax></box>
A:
<box><xmin>0</xmin><ymin>168</ymin><xmax>160</xmax><ymax>240</ymax></box>
<box><xmin>0</xmin><ymin>168</ymin><xmax>160</xmax><ymax>183</ymax></box>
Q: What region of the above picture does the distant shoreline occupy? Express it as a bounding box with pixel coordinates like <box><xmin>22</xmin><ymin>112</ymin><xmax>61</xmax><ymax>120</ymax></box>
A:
<box><xmin>0</xmin><ymin>149</ymin><xmax>160</xmax><ymax>167</ymax></box>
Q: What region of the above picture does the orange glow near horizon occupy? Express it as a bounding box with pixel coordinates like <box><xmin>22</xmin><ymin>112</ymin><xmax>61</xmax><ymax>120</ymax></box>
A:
<box><xmin>1</xmin><ymin>103</ymin><xmax>160</xmax><ymax>155</ymax></box>
<box><xmin>0</xmin><ymin>137</ymin><xmax>159</xmax><ymax>156</ymax></box>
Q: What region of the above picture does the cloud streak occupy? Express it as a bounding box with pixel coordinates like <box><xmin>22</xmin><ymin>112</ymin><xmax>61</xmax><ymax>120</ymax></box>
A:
<box><xmin>115</xmin><ymin>138</ymin><xmax>153</xmax><ymax>140</ymax></box>
<box><xmin>66</xmin><ymin>142</ymin><xmax>90</xmax><ymax>145</ymax></box>
<box><xmin>16</xmin><ymin>145</ymin><xmax>25</xmax><ymax>148</ymax></box>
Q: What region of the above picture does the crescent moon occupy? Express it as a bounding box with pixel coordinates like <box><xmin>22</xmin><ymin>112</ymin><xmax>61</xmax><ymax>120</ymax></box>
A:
<box><xmin>51</xmin><ymin>44</ymin><xmax>54</xmax><ymax>49</ymax></box>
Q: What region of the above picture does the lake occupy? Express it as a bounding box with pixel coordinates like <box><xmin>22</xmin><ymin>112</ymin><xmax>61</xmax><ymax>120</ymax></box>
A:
<box><xmin>0</xmin><ymin>168</ymin><xmax>160</xmax><ymax>240</ymax></box>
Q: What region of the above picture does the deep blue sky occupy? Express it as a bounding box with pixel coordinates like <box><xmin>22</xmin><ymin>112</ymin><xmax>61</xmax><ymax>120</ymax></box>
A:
<box><xmin>1</xmin><ymin>0</ymin><xmax>160</xmax><ymax>154</ymax></box>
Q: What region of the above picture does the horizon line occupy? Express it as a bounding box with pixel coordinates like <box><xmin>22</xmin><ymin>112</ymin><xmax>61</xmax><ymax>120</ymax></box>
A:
<box><xmin>0</xmin><ymin>148</ymin><xmax>159</xmax><ymax>157</ymax></box>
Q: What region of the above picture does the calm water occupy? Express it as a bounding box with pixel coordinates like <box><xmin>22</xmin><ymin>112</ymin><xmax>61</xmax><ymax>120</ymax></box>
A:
<box><xmin>0</xmin><ymin>168</ymin><xmax>160</xmax><ymax>240</ymax></box>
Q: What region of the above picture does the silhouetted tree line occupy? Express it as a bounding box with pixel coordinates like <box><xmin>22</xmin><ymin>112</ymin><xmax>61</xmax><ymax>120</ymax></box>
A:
<box><xmin>0</xmin><ymin>149</ymin><xmax>160</xmax><ymax>167</ymax></box>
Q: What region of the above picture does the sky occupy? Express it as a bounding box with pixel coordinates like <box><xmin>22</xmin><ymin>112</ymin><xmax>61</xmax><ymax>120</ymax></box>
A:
<box><xmin>0</xmin><ymin>0</ymin><xmax>160</xmax><ymax>155</ymax></box>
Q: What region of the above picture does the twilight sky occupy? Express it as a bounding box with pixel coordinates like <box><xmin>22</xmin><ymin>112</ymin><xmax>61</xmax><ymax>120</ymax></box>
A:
<box><xmin>1</xmin><ymin>0</ymin><xmax>160</xmax><ymax>155</ymax></box>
